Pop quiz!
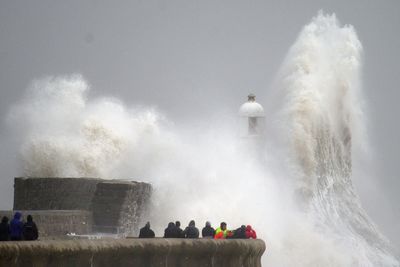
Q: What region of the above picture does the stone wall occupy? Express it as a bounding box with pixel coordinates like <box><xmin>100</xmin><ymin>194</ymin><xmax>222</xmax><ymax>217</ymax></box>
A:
<box><xmin>119</xmin><ymin>182</ymin><xmax>152</xmax><ymax>235</ymax></box>
<box><xmin>11</xmin><ymin>177</ymin><xmax>152</xmax><ymax>236</ymax></box>
<box><xmin>0</xmin><ymin>210</ymin><xmax>92</xmax><ymax>237</ymax></box>
<box><xmin>14</xmin><ymin>177</ymin><xmax>103</xmax><ymax>210</ymax></box>
<box><xmin>0</xmin><ymin>239</ymin><xmax>266</xmax><ymax>267</ymax></box>
<box><xmin>91</xmin><ymin>180</ymin><xmax>152</xmax><ymax>235</ymax></box>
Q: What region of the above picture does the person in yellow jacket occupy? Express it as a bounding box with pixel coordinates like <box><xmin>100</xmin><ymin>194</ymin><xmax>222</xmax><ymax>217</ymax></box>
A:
<box><xmin>214</xmin><ymin>222</ymin><xmax>229</xmax><ymax>239</ymax></box>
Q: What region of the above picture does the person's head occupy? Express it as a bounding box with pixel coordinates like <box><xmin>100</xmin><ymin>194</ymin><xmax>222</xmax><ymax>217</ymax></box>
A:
<box><xmin>14</xmin><ymin>212</ymin><xmax>22</xmax><ymax>220</ymax></box>
<box><xmin>175</xmin><ymin>221</ymin><xmax>180</xmax><ymax>228</ymax></box>
<box><xmin>168</xmin><ymin>222</ymin><xmax>175</xmax><ymax>228</ymax></box>
<box><xmin>220</xmin><ymin>222</ymin><xmax>227</xmax><ymax>231</ymax></box>
<box><xmin>1</xmin><ymin>216</ymin><xmax>8</xmax><ymax>223</ymax></box>
<box><xmin>205</xmin><ymin>221</ymin><xmax>211</xmax><ymax>227</ymax></box>
<box><xmin>27</xmin><ymin>215</ymin><xmax>33</xmax><ymax>222</ymax></box>
<box><xmin>241</xmin><ymin>225</ymin><xmax>246</xmax><ymax>231</ymax></box>
<box><xmin>145</xmin><ymin>222</ymin><xmax>150</xmax><ymax>228</ymax></box>
<box><xmin>246</xmin><ymin>225</ymin><xmax>252</xmax><ymax>231</ymax></box>
<box><xmin>189</xmin><ymin>220</ymin><xmax>195</xmax><ymax>227</ymax></box>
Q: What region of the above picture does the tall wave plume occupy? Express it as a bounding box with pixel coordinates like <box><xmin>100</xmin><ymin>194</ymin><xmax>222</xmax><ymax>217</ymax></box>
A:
<box><xmin>5</xmin><ymin>11</ymin><xmax>399</xmax><ymax>267</ymax></box>
<box><xmin>276</xmin><ymin>12</ymin><xmax>398</xmax><ymax>266</ymax></box>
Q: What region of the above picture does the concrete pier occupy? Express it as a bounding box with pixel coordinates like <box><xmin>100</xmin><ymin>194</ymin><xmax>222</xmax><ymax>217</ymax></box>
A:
<box><xmin>0</xmin><ymin>239</ymin><xmax>266</xmax><ymax>267</ymax></box>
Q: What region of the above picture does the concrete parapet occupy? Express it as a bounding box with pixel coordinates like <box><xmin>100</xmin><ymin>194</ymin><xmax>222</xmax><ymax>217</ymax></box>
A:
<box><xmin>0</xmin><ymin>238</ymin><xmax>266</xmax><ymax>267</ymax></box>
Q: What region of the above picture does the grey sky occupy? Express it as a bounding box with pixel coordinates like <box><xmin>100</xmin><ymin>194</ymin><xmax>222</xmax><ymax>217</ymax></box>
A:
<box><xmin>0</xmin><ymin>0</ymin><xmax>399</xmax><ymax>249</ymax></box>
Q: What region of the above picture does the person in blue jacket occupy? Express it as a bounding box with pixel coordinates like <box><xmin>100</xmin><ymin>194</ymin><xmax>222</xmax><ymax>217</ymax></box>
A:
<box><xmin>10</xmin><ymin>212</ymin><xmax>23</xmax><ymax>241</ymax></box>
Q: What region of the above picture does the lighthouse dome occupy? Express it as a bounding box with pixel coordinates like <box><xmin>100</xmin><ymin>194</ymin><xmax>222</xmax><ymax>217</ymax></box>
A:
<box><xmin>239</xmin><ymin>94</ymin><xmax>265</xmax><ymax>117</ymax></box>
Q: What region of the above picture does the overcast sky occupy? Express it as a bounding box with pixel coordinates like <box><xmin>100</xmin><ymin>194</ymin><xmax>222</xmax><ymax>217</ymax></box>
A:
<box><xmin>0</xmin><ymin>0</ymin><xmax>399</xmax><ymax>249</ymax></box>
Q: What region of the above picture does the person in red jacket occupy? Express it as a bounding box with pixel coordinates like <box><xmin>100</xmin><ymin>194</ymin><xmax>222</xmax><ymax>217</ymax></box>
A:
<box><xmin>245</xmin><ymin>225</ymin><xmax>257</xmax><ymax>239</ymax></box>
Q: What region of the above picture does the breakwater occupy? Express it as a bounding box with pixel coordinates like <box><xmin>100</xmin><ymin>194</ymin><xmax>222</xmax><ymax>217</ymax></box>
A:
<box><xmin>0</xmin><ymin>238</ymin><xmax>266</xmax><ymax>267</ymax></box>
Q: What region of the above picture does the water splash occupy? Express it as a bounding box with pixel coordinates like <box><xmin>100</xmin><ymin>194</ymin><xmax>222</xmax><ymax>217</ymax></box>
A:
<box><xmin>5</xmin><ymin>12</ymin><xmax>399</xmax><ymax>267</ymax></box>
<box><xmin>274</xmin><ymin>11</ymin><xmax>398</xmax><ymax>266</ymax></box>
<box><xmin>8</xmin><ymin>75</ymin><xmax>169</xmax><ymax>178</ymax></box>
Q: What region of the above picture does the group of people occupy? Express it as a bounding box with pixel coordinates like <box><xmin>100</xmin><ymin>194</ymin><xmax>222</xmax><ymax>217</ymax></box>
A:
<box><xmin>0</xmin><ymin>212</ymin><xmax>39</xmax><ymax>241</ymax></box>
<box><xmin>2</xmin><ymin>213</ymin><xmax>256</xmax><ymax>241</ymax></box>
<box><xmin>163</xmin><ymin>220</ymin><xmax>200</xmax><ymax>238</ymax></box>
<box><xmin>139</xmin><ymin>221</ymin><xmax>257</xmax><ymax>239</ymax></box>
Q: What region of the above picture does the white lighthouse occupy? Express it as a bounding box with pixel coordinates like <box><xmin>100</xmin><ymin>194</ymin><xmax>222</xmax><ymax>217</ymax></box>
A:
<box><xmin>239</xmin><ymin>94</ymin><xmax>265</xmax><ymax>138</ymax></box>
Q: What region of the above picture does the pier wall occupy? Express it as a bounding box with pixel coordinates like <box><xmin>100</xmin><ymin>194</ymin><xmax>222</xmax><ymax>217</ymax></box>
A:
<box><xmin>0</xmin><ymin>239</ymin><xmax>266</xmax><ymax>267</ymax></box>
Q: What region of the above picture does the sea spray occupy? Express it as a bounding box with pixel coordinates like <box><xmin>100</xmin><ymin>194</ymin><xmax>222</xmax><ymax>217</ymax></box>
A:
<box><xmin>5</xmin><ymin>12</ymin><xmax>399</xmax><ymax>267</ymax></box>
<box><xmin>279</xmin><ymin>12</ymin><xmax>362</xmax><ymax>198</ymax></box>
<box><xmin>271</xmin><ymin>12</ymin><xmax>398</xmax><ymax>266</ymax></box>
<box><xmin>7</xmin><ymin>75</ymin><xmax>170</xmax><ymax>178</ymax></box>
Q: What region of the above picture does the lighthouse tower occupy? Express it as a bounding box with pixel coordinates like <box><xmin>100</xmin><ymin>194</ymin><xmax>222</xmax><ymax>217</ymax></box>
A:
<box><xmin>239</xmin><ymin>94</ymin><xmax>265</xmax><ymax>138</ymax></box>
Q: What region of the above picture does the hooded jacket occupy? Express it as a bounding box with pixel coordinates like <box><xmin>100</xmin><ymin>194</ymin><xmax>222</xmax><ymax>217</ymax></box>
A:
<box><xmin>175</xmin><ymin>222</ymin><xmax>184</xmax><ymax>238</ymax></box>
<box><xmin>231</xmin><ymin>225</ymin><xmax>247</xmax><ymax>239</ymax></box>
<box><xmin>245</xmin><ymin>225</ymin><xmax>257</xmax><ymax>239</ymax></box>
<box><xmin>23</xmin><ymin>215</ymin><xmax>39</xmax><ymax>240</ymax></box>
<box><xmin>0</xmin><ymin>216</ymin><xmax>10</xmax><ymax>241</ymax></box>
<box><xmin>183</xmin><ymin>221</ymin><xmax>199</xmax><ymax>238</ymax></box>
<box><xmin>139</xmin><ymin>223</ymin><xmax>155</xmax><ymax>238</ymax></box>
<box><xmin>10</xmin><ymin>212</ymin><xmax>24</xmax><ymax>240</ymax></box>
<box><xmin>202</xmin><ymin>224</ymin><xmax>215</xmax><ymax>238</ymax></box>
<box><xmin>164</xmin><ymin>222</ymin><xmax>180</xmax><ymax>238</ymax></box>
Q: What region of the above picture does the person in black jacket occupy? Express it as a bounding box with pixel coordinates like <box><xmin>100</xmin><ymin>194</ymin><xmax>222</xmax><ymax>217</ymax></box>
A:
<box><xmin>23</xmin><ymin>215</ymin><xmax>38</xmax><ymax>241</ymax></box>
<box><xmin>175</xmin><ymin>221</ymin><xmax>184</xmax><ymax>238</ymax></box>
<box><xmin>183</xmin><ymin>220</ymin><xmax>199</xmax><ymax>238</ymax></box>
<box><xmin>230</xmin><ymin>225</ymin><xmax>247</xmax><ymax>239</ymax></box>
<box><xmin>164</xmin><ymin>222</ymin><xmax>179</xmax><ymax>238</ymax></box>
<box><xmin>0</xmin><ymin>216</ymin><xmax>10</xmax><ymax>241</ymax></box>
<box><xmin>201</xmin><ymin>221</ymin><xmax>215</xmax><ymax>238</ymax></box>
<box><xmin>138</xmin><ymin>222</ymin><xmax>155</xmax><ymax>238</ymax></box>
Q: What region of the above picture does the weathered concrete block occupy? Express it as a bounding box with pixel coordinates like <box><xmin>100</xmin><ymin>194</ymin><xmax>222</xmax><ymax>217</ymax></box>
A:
<box><xmin>91</xmin><ymin>180</ymin><xmax>152</xmax><ymax>235</ymax></box>
<box><xmin>14</xmin><ymin>177</ymin><xmax>103</xmax><ymax>210</ymax></box>
<box><xmin>11</xmin><ymin>177</ymin><xmax>152</xmax><ymax>237</ymax></box>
